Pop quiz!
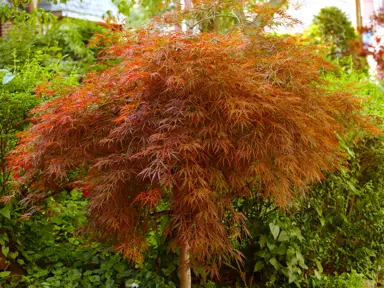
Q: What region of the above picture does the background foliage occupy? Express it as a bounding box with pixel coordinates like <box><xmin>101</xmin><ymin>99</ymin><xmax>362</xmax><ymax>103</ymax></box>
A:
<box><xmin>306</xmin><ymin>7</ymin><xmax>357</xmax><ymax>58</ymax></box>
<box><xmin>0</xmin><ymin>6</ymin><xmax>106</xmax><ymax>73</ymax></box>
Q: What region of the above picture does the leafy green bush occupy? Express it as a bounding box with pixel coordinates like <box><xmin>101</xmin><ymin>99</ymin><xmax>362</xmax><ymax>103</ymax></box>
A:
<box><xmin>0</xmin><ymin>191</ymin><xmax>125</xmax><ymax>287</ymax></box>
<box><xmin>225</xmin><ymin>196</ymin><xmax>306</xmax><ymax>287</ymax></box>
<box><xmin>0</xmin><ymin>190</ymin><xmax>183</xmax><ymax>288</ymax></box>
<box><xmin>0</xmin><ymin>53</ymin><xmax>49</xmax><ymax>193</ymax></box>
<box><xmin>0</xmin><ymin>7</ymin><xmax>106</xmax><ymax>73</ymax></box>
<box><xmin>0</xmin><ymin>50</ymin><xmax>78</xmax><ymax>194</ymax></box>
<box><xmin>14</xmin><ymin>191</ymin><xmax>132</xmax><ymax>288</ymax></box>
<box><xmin>36</xmin><ymin>18</ymin><xmax>107</xmax><ymax>73</ymax></box>
<box><xmin>297</xmin><ymin>134</ymin><xmax>384</xmax><ymax>279</ymax></box>
<box><xmin>308</xmin><ymin>271</ymin><xmax>366</xmax><ymax>288</ymax></box>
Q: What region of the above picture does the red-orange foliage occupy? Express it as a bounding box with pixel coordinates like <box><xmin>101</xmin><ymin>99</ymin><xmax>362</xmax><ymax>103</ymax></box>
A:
<box><xmin>9</xmin><ymin>24</ymin><xmax>374</xmax><ymax>274</ymax></box>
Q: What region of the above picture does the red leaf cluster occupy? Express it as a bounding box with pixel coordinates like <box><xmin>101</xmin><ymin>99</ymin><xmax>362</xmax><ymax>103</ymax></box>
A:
<box><xmin>9</xmin><ymin>27</ymin><xmax>375</xmax><ymax>271</ymax></box>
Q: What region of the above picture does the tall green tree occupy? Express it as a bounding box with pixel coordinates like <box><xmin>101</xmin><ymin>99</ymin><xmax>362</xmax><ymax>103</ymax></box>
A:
<box><xmin>307</xmin><ymin>7</ymin><xmax>357</xmax><ymax>59</ymax></box>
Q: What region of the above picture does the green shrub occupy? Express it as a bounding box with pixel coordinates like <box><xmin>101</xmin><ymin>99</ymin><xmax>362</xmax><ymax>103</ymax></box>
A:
<box><xmin>308</xmin><ymin>271</ymin><xmax>366</xmax><ymax>288</ymax></box>
<box><xmin>0</xmin><ymin>190</ymin><xmax>182</xmax><ymax>288</ymax></box>
<box><xmin>0</xmin><ymin>191</ymin><xmax>127</xmax><ymax>288</ymax></box>
<box><xmin>0</xmin><ymin>51</ymin><xmax>78</xmax><ymax>194</ymax></box>
<box><xmin>0</xmin><ymin>7</ymin><xmax>106</xmax><ymax>73</ymax></box>
<box><xmin>298</xmin><ymin>134</ymin><xmax>384</xmax><ymax>278</ymax></box>
<box><xmin>0</xmin><ymin>53</ymin><xmax>48</xmax><ymax>193</ymax></box>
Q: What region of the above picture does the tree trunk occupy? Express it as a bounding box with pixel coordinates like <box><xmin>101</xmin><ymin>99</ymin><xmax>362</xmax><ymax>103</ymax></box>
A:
<box><xmin>180</xmin><ymin>242</ymin><xmax>192</xmax><ymax>288</ymax></box>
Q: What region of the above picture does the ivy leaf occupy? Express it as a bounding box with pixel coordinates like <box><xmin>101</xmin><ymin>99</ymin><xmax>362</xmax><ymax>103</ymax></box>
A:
<box><xmin>259</xmin><ymin>234</ymin><xmax>268</xmax><ymax>248</ymax></box>
<box><xmin>291</xmin><ymin>227</ymin><xmax>304</xmax><ymax>242</ymax></box>
<box><xmin>0</xmin><ymin>233</ymin><xmax>8</xmax><ymax>247</ymax></box>
<box><xmin>106</xmin><ymin>278</ymin><xmax>115</xmax><ymax>288</ymax></box>
<box><xmin>0</xmin><ymin>271</ymin><xmax>10</xmax><ymax>278</ymax></box>
<box><xmin>315</xmin><ymin>260</ymin><xmax>323</xmax><ymax>273</ymax></box>
<box><xmin>0</xmin><ymin>206</ymin><xmax>10</xmax><ymax>219</ymax></box>
<box><xmin>8</xmin><ymin>251</ymin><xmax>18</xmax><ymax>259</ymax></box>
<box><xmin>346</xmin><ymin>180</ymin><xmax>359</xmax><ymax>195</ymax></box>
<box><xmin>288</xmin><ymin>256</ymin><xmax>298</xmax><ymax>266</ymax></box>
<box><xmin>255</xmin><ymin>250</ymin><xmax>265</xmax><ymax>258</ymax></box>
<box><xmin>89</xmin><ymin>275</ymin><xmax>101</xmax><ymax>282</ymax></box>
<box><xmin>269</xmin><ymin>223</ymin><xmax>280</xmax><ymax>240</ymax></box>
<box><xmin>269</xmin><ymin>273</ymin><xmax>277</xmax><ymax>284</ymax></box>
<box><xmin>17</xmin><ymin>259</ymin><xmax>25</xmax><ymax>265</ymax></box>
<box><xmin>267</xmin><ymin>241</ymin><xmax>276</xmax><ymax>251</ymax></box>
<box><xmin>277</xmin><ymin>230</ymin><xmax>290</xmax><ymax>242</ymax></box>
<box><xmin>2</xmin><ymin>246</ymin><xmax>9</xmax><ymax>257</ymax></box>
<box><xmin>274</xmin><ymin>244</ymin><xmax>286</xmax><ymax>255</ymax></box>
<box><xmin>269</xmin><ymin>257</ymin><xmax>280</xmax><ymax>270</ymax></box>
<box><xmin>254</xmin><ymin>260</ymin><xmax>265</xmax><ymax>272</ymax></box>
<box><xmin>288</xmin><ymin>268</ymin><xmax>298</xmax><ymax>283</ymax></box>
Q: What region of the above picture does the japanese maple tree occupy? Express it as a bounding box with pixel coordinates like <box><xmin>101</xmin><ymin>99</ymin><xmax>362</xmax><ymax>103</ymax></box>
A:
<box><xmin>9</xmin><ymin>2</ymin><xmax>376</xmax><ymax>287</ymax></box>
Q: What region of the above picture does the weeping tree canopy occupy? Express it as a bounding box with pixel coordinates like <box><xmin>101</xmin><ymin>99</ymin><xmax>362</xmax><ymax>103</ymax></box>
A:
<box><xmin>9</xmin><ymin>0</ymin><xmax>376</xmax><ymax>277</ymax></box>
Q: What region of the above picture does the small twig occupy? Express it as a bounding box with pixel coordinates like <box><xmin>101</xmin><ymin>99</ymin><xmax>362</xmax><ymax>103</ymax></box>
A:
<box><xmin>150</xmin><ymin>210</ymin><xmax>172</xmax><ymax>217</ymax></box>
